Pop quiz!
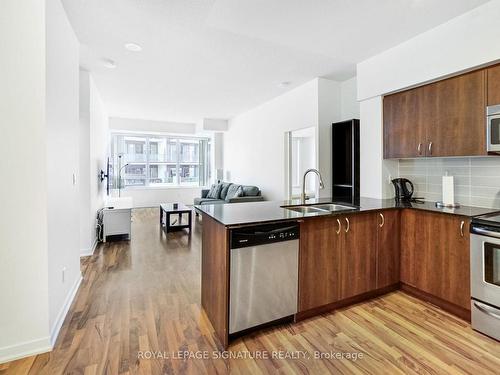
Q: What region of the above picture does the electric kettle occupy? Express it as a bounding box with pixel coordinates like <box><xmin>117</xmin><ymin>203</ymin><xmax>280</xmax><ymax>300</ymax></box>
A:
<box><xmin>391</xmin><ymin>178</ymin><xmax>414</xmax><ymax>200</ymax></box>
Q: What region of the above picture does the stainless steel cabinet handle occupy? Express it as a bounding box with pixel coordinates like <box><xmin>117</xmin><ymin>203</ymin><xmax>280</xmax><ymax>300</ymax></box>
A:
<box><xmin>473</xmin><ymin>301</ymin><xmax>500</xmax><ymax>320</ymax></box>
<box><xmin>345</xmin><ymin>217</ymin><xmax>350</xmax><ymax>233</ymax></box>
<box><xmin>379</xmin><ymin>213</ymin><xmax>385</xmax><ymax>228</ymax></box>
<box><xmin>336</xmin><ymin>219</ymin><xmax>341</xmax><ymax>235</ymax></box>
<box><xmin>428</xmin><ymin>141</ymin><xmax>433</xmax><ymax>155</ymax></box>
<box><xmin>417</xmin><ymin>143</ymin><xmax>422</xmax><ymax>155</ymax></box>
<box><xmin>460</xmin><ymin>221</ymin><xmax>465</xmax><ymax>237</ymax></box>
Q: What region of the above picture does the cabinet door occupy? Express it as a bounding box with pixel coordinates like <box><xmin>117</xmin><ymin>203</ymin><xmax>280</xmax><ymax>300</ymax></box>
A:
<box><xmin>376</xmin><ymin>210</ymin><xmax>400</xmax><ymax>289</ymax></box>
<box><xmin>383</xmin><ymin>88</ymin><xmax>425</xmax><ymax>158</ymax></box>
<box><xmin>402</xmin><ymin>210</ymin><xmax>471</xmax><ymax>310</ymax></box>
<box><xmin>400</xmin><ymin>209</ymin><xmax>424</xmax><ymax>287</ymax></box>
<box><xmin>487</xmin><ymin>64</ymin><xmax>500</xmax><ymax>106</ymax></box>
<box><xmin>298</xmin><ymin>217</ymin><xmax>342</xmax><ymax>311</ymax></box>
<box><xmin>426</xmin><ymin>70</ymin><xmax>486</xmax><ymax>157</ymax></box>
<box><xmin>422</xmin><ymin>214</ymin><xmax>471</xmax><ymax>310</ymax></box>
<box><xmin>339</xmin><ymin>212</ymin><xmax>377</xmax><ymax>299</ymax></box>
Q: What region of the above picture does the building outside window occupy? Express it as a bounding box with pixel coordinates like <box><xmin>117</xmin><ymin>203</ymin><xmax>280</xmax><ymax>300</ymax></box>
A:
<box><xmin>110</xmin><ymin>133</ymin><xmax>211</xmax><ymax>189</ymax></box>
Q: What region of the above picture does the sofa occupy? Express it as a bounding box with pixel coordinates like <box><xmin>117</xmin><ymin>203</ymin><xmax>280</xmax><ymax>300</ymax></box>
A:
<box><xmin>194</xmin><ymin>182</ymin><xmax>264</xmax><ymax>206</ymax></box>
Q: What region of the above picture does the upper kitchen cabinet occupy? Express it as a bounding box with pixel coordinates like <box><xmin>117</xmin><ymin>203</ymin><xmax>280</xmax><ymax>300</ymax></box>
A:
<box><xmin>426</xmin><ymin>70</ymin><xmax>486</xmax><ymax>157</ymax></box>
<box><xmin>487</xmin><ymin>64</ymin><xmax>500</xmax><ymax>105</ymax></box>
<box><xmin>383</xmin><ymin>88</ymin><xmax>425</xmax><ymax>158</ymax></box>
<box><xmin>383</xmin><ymin>68</ymin><xmax>487</xmax><ymax>158</ymax></box>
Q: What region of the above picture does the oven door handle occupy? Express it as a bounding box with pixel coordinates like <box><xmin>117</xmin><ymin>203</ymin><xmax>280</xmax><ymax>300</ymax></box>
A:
<box><xmin>473</xmin><ymin>301</ymin><xmax>500</xmax><ymax>320</ymax></box>
<box><xmin>472</xmin><ymin>227</ymin><xmax>500</xmax><ymax>239</ymax></box>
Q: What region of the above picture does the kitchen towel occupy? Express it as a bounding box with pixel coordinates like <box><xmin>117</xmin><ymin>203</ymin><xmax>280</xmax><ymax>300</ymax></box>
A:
<box><xmin>442</xmin><ymin>175</ymin><xmax>455</xmax><ymax>205</ymax></box>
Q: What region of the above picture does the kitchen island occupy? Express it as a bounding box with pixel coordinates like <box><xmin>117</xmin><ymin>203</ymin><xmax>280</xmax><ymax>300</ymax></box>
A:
<box><xmin>196</xmin><ymin>197</ymin><xmax>500</xmax><ymax>349</ymax></box>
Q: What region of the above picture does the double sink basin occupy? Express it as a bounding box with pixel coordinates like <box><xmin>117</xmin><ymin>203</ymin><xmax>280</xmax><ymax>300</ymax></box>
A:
<box><xmin>282</xmin><ymin>203</ymin><xmax>358</xmax><ymax>214</ymax></box>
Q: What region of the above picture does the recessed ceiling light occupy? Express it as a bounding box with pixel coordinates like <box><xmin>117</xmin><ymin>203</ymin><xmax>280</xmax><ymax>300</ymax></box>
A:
<box><xmin>102</xmin><ymin>59</ymin><xmax>117</xmax><ymax>69</ymax></box>
<box><xmin>279</xmin><ymin>81</ymin><xmax>291</xmax><ymax>88</ymax></box>
<box><xmin>125</xmin><ymin>43</ymin><xmax>142</xmax><ymax>52</ymax></box>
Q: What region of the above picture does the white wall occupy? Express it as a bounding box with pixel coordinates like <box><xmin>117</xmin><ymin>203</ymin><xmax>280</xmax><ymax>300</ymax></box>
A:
<box><xmin>357</xmin><ymin>0</ymin><xmax>500</xmax><ymax>199</ymax></box>
<box><xmin>318</xmin><ymin>78</ymin><xmax>342</xmax><ymax>197</ymax></box>
<box><xmin>0</xmin><ymin>0</ymin><xmax>51</xmax><ymax>362</ymax></box>
<box><xmin>110</xmin><ymin>117</ymin><xmax>196</xmax><ymax>134</ymax></box>
<box><xmin>79</xmin><ymin>71</ymin><xmax>92</xmax><ymax>253</ymax></box>
<box><xmin>45</xmin><ymin>0</ymin><xmax>81</xmax><ymax>345</ymax></box>
<box><xmin>340</xmin><ymin>77</ymin><xmax>360</xmax><ymax>120</ymax></box>
<box><xmin>213</xmin><ymin>132</ymin><xmax>224</xmax><ymax>172</ymax></box>
<box><xmin>358</xmin><ymin>1</ymin><xmax>500</xmax><ymax>100</ymax></box>
<box><xmin>79</xmin><ymin>71</ymin><xmax>108</xmax><ymax>255</ymax></box>
<box><xmin>359</xmin><ymin>97</ymin><xmax>398</xmax><ymax>198</ymax></box>
<box><xmin>89</xmin><ymin>75</ymin><xmax>109</xmax><ymax>248</ymax></box>
<box><xmin>225</xmin><ymin>79</ymin><xmax>319</xmax><ymax>201</ymax></box>
<box><xmin>224</xmin><ymin>77</ymin><xmax>357</xmax><ymax>201</ymax></box>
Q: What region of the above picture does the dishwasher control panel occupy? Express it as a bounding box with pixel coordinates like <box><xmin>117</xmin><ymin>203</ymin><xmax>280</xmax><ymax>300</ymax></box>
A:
<box><xmin>230</xmin><ymin>222</ymin><xmax>300</xmax><ymax>249</ymax></box>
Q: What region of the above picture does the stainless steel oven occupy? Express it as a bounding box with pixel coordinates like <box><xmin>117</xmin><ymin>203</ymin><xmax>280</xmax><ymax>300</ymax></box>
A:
<box><xmin>487</xmin><ymin>105</ymin><xmax>500</xmax><ymax>152</ymax></box>
<box><xmin>471</xmin><ymin>214</ymin><xmax>500</xmax><ymax>341</ymax></box>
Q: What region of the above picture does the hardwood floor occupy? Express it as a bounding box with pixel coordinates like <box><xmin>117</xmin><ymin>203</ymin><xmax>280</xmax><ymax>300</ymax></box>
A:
<box><xmin>1</xmin><ymin>208</ymin><xmax>499</xmax><ymax>374</ymax></box>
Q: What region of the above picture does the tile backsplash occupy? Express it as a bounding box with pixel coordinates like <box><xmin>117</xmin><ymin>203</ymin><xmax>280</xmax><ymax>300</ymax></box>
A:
<box><xmin>398</xmin><ymin>158</ymin><xmax>500</xmax><ymax>209</ymax></box>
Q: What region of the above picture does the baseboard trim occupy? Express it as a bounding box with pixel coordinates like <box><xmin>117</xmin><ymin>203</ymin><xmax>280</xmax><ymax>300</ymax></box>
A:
<box><xmin>295</xmin><ymin>284</ymin><xmax>399</xmax><ymax>321</ymax></box>
<box><xmin>400</xmin><ymin>283</ymin><xmax>471</xmax><ymax>322</ymax></box>
<box><xmin>80</xmin><ymin>238</ymin><xmax>98</xmax><ymax>257</ymax></box>
<box><xmin>0</xmin><ymin>337</ymin><xmax>51</xmax><ymax>364</ymax></box>
<box><xmin>50</xmin><ymin>275</ymin><xmax>83</xmax><ymax>347</ymax></box>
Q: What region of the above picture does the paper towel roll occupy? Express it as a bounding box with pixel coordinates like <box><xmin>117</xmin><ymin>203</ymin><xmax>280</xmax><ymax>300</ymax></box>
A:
<box><xmin>442</xmin><ymin>175</ymin><xmax>455</xmax><ymax>205</ymax></box>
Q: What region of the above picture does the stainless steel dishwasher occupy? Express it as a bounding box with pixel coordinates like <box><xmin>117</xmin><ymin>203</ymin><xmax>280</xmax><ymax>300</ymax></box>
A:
<box><xmin>229</xmin><ymin>222</ymin><xmax>299</xmax><ymax>334</ymax></box>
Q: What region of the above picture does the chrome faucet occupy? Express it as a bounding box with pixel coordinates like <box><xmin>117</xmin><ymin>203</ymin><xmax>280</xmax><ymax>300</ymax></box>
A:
<box><xmin>301</xmin><ymin>168</ymin><xmax>325</xmax><ymax>203</ymax></box>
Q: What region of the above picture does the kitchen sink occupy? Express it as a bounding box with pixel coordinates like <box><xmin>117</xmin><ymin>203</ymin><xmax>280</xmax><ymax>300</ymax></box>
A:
<box><xmin>283</xmin><ymin>203</ymin><xmax>357</xmax><ymax>214</ymax></box>
<box><xmin>285</xmin><ymin>205</ymin><xmax>327</xmax><ymax>214</ymax></box>
<box><xmin>310</xmin><ymin>203</ymin><xmax>356</xmax><ymax>212</ymax></box>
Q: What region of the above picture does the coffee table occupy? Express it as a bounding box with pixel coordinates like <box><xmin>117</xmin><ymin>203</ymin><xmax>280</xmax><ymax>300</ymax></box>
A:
<box><xmin>160</xmin><ymin>203</ymin><xmax>192</xmax><ymax>233</ymax></box>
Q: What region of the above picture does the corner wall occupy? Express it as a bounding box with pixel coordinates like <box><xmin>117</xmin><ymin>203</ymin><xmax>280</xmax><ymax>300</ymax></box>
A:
<box><xmin>79</xmin><ymin>71</ymin><xmax>109</xmax><ymax>255</ymax></box>
<box><xmin>357</xmin><ymin>0</ymin><xmax>500</xmax><ymax>199</ymax></box>
<box><xmin>224</xmin><ymin>77</ymin><xmax>358</xmax><ymax>201</ymax></box>
<box><xmin>45</xmin><ymin>0</ymin><xmax>81</xmax><ymax>344</ymax></box>
<box><xmin>0</xmin><ymin>0</ymin><xmax>51</xmax><ymax>362</ymax></box>
<box><xmin>224</xmin><ymin>79</ymin><xmax>319</xmax><ymax>201</ymax></box>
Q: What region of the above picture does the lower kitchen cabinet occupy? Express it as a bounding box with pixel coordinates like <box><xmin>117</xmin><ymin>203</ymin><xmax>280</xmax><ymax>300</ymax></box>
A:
<box><xmin>339</xmin><ymin>212</ymin><xmax>378</xmax><ymax>299</ymax></box>
<box><xmin>299</xmin><ymin>212</ymin><xmax>378</xmax><ymax>312</ymax></box>
<box><xmin>376</xmin><ymin>210</ymin><xmax>400</xmax><ymax>289</ymax></box>
<box><xmin>401</xmin><ymin>210</ymin><xmax>471</xmax><ymax>311</ymax></box>
<box><xmin>298</xmin><ymin>217</ymin><xmax>341</xmax><ymax>311</ymax></box>
<box><xmin>299</xmin><ymin>209</ymin><xmax>470</xmax><ymax>317</ymax></box>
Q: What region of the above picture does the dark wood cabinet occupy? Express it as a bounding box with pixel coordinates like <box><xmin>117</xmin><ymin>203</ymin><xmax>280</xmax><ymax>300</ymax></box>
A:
<box><xmin>487</xmin><ymin>64</ymin><xmax>500</xmax><ymax>106</ymax></box>
<box><xmin>426</xmin><ymin>70</ymin><xmax>486</xmax><ymax>157</ymax></box>
<box><xmin>299</xmin><ymin>212</ymin><xmax>378</xmax><ymax>312</ymax></box>
<box><xmin>339</xmin><ymin>212</ymin><xmax>378</xmax><ymax>299</ymax></box>
<box><xmin>298</xmin><ymin>217</ymin><xmax>342</xmax><ymax>311</ymax></box>
<box><xmin>383</xmin><ymin>88</ymin><xmax>425</xmax><ymax>158</ymax></box>
<box><xmin>400</xmin><ymin>209</ymin><xmax>421</xmax><ymax>287</ymax></box>
<box><xmin>383</xmin><ymin>69</ymin><xmax>487</xmax><ymax>158</ymax></box>
<box><xmin>299</xmin><ymin>209</ymin><xmax>470</xmax><ymax>320</ymax></box>
<box><xmin>401</xmin><ymin>210</ymin><xmax>470</xmax><ymax>311</ymax></box>
<box><xmin>376</xmin><ymin>210</ymin><xmax>400</xmax><ymax>289</ymax></box>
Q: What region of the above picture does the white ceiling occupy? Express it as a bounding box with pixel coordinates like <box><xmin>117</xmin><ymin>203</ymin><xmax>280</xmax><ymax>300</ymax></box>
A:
<box><xmin>62</xmin><ymin>0</ymin><xmax>489</xmax><ymax>123</ymax></box>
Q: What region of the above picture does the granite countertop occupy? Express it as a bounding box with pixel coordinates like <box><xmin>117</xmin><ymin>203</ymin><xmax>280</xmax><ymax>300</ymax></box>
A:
<box><xmin>195</xmin><ymin>196</ymin><xmax>500</xmax><ymax>227</ymax></box>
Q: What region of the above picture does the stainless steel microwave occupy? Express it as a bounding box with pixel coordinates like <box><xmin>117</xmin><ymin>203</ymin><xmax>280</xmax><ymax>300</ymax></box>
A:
<box><xmin>487</xmin><ymin>105</ymin><xmax>500</xmax><ymax>152</ymax></box>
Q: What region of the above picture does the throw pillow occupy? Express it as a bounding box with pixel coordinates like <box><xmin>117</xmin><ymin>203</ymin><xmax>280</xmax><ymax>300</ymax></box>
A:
<box><xmin>206</xmin><ymin>183</ymin><xmax>222</xmax><ymax>199</ymax></box>
<box><xmin>220</xmin><ymin>182</ymin><xmax>232</xmax><ymax>200</ymax></box>
<box><xmin>225</xmin><ymin>184</ymin><xmax>243</xmax><ymax>201</ymax></box>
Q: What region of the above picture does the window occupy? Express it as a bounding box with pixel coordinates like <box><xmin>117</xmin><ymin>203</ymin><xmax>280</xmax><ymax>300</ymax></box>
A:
<box><xmin>111</xmin><ymin>133</ymin><xmax>211</xmax><ymax>188</ymax></box>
